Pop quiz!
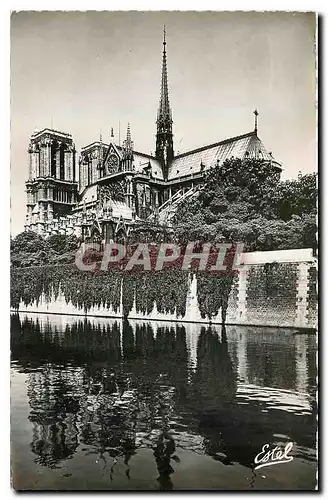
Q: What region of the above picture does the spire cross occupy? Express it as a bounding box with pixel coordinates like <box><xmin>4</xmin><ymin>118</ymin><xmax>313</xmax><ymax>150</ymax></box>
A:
<box><xmin>254</xmin><ymin>108</ymin><xmax>259</xmax><ymax>134</ymax></box>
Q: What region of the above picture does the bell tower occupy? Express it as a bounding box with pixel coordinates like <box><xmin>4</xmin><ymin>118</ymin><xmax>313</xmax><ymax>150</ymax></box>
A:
<box><xmin>155</xmin><ymin>26</ymin><xmax>174</xmax><ymax>180</ymax></box>
<box><xmin>25</xmin><ymin>128</ymin><xmax>78</xmax><ymax>235</ymax></box>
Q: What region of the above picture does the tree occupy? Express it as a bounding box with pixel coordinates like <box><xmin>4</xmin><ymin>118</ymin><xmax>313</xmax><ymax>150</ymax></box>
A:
<box><xmin>10</xmin><ymin>231</ymin><xmax>79</xmax><ymax>267</ymax></box>
<box><xmin>269</xmin><ymin>173</ymin><xmax>317</xmax><ymax>221</ymax></box>
<box><xmin>10</xmin><ymin>231</ymin><xmax>48</xmax><ymax>254</ymax></box>
<box><xmin>47</xmin><ymin>234</ymin><xmax>79</xmax><ymax>254</ymax></box>
<box><xmin>172</xmin><ymin>158</ymin><xmax>317</xmax><ymax>251</ymax></box>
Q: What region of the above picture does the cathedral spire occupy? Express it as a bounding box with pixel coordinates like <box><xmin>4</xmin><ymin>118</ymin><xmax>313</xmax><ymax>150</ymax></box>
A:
<box><xmin>157</xmin><ymin>25</ymin><xmax>171</xmax><ymax>125</ymax></box>
<box><xmin>123</xmin><ymin>123</ymin><xmax>133</xmax><ymax>155</ymax></box>
<box><xmin>156</xmin><ymin>25</ymin><xmax>174</xmax><ymax>179</ymax></box>
<box><xmin>122</xmin><ymin>123</ymin><xmax>134</xmax><ymax>170</ymax></box>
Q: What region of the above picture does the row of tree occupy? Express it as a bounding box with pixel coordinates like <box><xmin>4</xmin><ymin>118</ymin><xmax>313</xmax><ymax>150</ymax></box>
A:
<box><xmin>10</xmin><ymin>232</ymin><xmax>79</xmax><ymax>268</ymax></box>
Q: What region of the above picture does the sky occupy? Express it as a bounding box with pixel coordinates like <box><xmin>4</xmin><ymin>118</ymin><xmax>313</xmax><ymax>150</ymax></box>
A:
<box><xmin>10</xmin><ymin>11</ymin><xmax>316</xmax><ymax>236</ymax></box>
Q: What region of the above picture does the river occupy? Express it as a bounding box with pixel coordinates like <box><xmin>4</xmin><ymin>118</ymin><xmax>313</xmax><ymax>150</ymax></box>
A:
<box><xmin>10</xmin><ymin>312</ymin><xmax>317</xmax><ymax>490</ymax></box>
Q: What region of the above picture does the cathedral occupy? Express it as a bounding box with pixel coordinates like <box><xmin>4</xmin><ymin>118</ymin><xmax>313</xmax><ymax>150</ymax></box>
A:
<box><xmin>24</xmin><ymin>28</ymin><xmax>282</xmax><ymax>243</ymax></box>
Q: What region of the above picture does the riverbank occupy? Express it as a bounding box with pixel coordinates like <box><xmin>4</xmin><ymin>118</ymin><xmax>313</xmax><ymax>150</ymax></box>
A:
<box><xmin>11</xmin><ymin>248</ymin><xmax>317</xmax><ymax>329</ymax></box>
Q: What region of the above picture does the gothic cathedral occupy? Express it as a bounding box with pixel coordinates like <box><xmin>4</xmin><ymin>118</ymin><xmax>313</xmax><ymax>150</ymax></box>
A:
<box><xmin>24</xmin><ymin>28</ymin><xmax>282</xmax><ymax>243</ymax></box>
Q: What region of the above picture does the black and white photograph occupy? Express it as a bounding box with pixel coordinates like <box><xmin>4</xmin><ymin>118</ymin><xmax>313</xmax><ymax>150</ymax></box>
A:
<box><xmin>9</xmin><ymin>10</ymin><xmax>318</xmax><ymax>491</ymax></box>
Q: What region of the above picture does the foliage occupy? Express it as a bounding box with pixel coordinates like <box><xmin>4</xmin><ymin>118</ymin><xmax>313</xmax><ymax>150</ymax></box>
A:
<box><xmin>10</xmin><ymin>263</ymin><xmax>190</xmax><ymax>318</ymax></box>
<box><xmin>10</xmin><ymin>264</ymin><xmax>123</xmax><ymax>313</ymax></box>
<box><xmin>10</xmin><ymin>231</ymin><xmax>48</xmax><ymax>255</ymax></box>
<box><xmin>47</xmin><ymin>234</ymin><xmax>79</xmax><ymax>254</ymax></box>
<box><xmin>173</xmin><ymin>158</ymin><xmax>317</xmax><ymax>251</ymax></box>
<box><xmin>269</xmin><ymin>173</ymin><xmax>317</xmax><ymax>221</ymax></box>
<box><xmin>11</xmin><ymin>231</ymin><xmax>80</xmax><ymax>268</ymax></box>
<box><xmin>196</xmin><ymin>273</ymin><xmax>235</xmax><ymax>321</ymax></box>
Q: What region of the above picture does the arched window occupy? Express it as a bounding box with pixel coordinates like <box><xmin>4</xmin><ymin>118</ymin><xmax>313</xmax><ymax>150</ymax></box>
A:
<box><xmin>51</xmin><ymin>142</ymin><xmax>57</xmax><ymax>177</ymax></box>
<box><xmin>88</xmin><ymin>160</ymin><xmax>92</xmax><ymax>185</ymax></box>
<box><xmin>60</xmin><ymin>147</ymin><xmax>65</xmax><ymax>180</ymax></box>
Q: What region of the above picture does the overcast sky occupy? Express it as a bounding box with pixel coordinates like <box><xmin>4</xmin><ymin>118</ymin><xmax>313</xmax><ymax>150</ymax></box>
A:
<box><xmin>11</xmin><ymin>11</ymin><xmax>316</xmax><ymax>236</ymax></box>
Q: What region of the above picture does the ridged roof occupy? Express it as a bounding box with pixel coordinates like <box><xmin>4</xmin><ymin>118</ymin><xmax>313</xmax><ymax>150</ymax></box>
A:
<box><xmin>80</xmin><ymin>130</ymin><xmax>280</xmax><ymax>184</ymax></box>
<box><xmin>31</xmin><ymin>128</ymin><xmax>72</xmax><ymax>140</ymax></box>
<box><xmin>168</xmin><ymin>131</ymin><xmax>280</xmax><ymax>180</ymax></box>
<box><xmin>132</xmin><ymin>150</ymin><xmax>163</xmax><ymax>180</ymax></box>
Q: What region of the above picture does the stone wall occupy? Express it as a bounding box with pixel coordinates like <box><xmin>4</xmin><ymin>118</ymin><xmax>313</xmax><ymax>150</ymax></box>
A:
<box><xmin>13</xmin><ymin>248</ymin><xmax>317</xmax><ymax>330</ymax></box>
<box><xmin>232</xmin><ymin>249</ymin><xmax>317</xmax><ymax>329</ymax></box>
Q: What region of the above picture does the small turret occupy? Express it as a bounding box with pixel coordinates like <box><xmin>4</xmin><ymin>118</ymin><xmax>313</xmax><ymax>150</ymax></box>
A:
<box><xmin>122</xmin><ymin>122</ymin><xmax>134</xmax><ymax>171</ymax></box>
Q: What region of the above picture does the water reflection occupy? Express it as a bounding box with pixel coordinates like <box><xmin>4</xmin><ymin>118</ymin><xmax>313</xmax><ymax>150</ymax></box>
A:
<box><xmin>11</xmin><ymin>313</ymin><xmax>317</xmax><ymax>490</ymax></box>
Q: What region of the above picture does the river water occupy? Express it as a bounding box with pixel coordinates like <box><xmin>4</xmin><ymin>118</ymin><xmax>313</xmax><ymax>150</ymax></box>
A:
<box><xmin>11</xmin><ymin>312</ymin><xmax>317</xmax><ymax>490</ymax></box>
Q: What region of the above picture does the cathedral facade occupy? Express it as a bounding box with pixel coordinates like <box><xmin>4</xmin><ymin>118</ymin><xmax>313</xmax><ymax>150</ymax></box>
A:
<box><xmin>24</xmin><ymin>29</ymin><xmax>282</xmax><ymax>243</ymax></box>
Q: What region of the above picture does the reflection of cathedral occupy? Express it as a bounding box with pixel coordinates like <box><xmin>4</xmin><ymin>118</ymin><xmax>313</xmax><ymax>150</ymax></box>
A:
<box><xmin>24</xmin><ymin>28</ymin><xmax>281</xmax><ymax>240</ymax></box>
<box><xmin>11</xmin><ymin>313</ymin><xmax>316</xmax><ymax>481</ymax></box>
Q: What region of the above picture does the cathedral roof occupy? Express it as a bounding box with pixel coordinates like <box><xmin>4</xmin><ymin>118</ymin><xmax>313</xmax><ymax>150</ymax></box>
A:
<box><xmin>168</xmin><ymin>131</ymin><xmax>281</xmax><ymax>180</ymax></box>
<box><xmin>81</xmin><ymin>131</ymin><xmax>280</xmax><ymax>185</ymax></box>
<box><xmin>132</xmin><ymin>151</ymin><xmax>164</xmax><ymax>180</ymax></box>
<box><xmin>77</xmin><ymin>184</ymin><xmax>135</xmax><ymax>220</ymax></box>
<box><xmin>31</xmin><ymin>128</ymin><xmax>73</xmax><ymax>141</ymax></box>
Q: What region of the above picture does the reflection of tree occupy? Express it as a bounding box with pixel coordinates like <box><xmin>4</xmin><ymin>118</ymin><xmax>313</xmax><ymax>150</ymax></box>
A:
<box><xmin>190</xmin><ymin>326</ymin><xmax>281</xmax><ymax>468</ymax></box>
<box><xmin>12</xmin><ymin>315</ymin><xmax>190</xmax><ymax>484</ymax></box>
<box><xmin>27</xmin><ymin>370</ymin><xmax>80</xmax><ymax>468</ymax></box>
<box><xmin>11</xmin><ymin>314</ymin><xmax>317</xmax><ymax>484</ymax></box>
<box><xmin>245</xmin><ymin>332</ymin><xmax>296</xmax><ymax>389</ymax></box>
<box><xmin>191</xmin><ymin>326</ymin><xmax>258</xmax><ymax>467</ymax></box>
<box><xmin>153</xmin><ymin>432</ymin><xmax>179</xmax><ymax>491</ymax></box>
<box><xmin>190</xmin><ymin>325</ymin><xmax>236</xmax><ymax>450</ymax></box>
<box><xmin>120</xmin><ymin>322</ymin><xmax>187</xmax><ymax>490</ymax></box>
<box><xmin>189</xmin><ymin>325</ymin><xmax>316</xmax><ymax>469</ymax></box>
<box><xmin>193</xmin><ymin>325</ymin><xmax>236</xmax><ymax>407</ymax></box>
